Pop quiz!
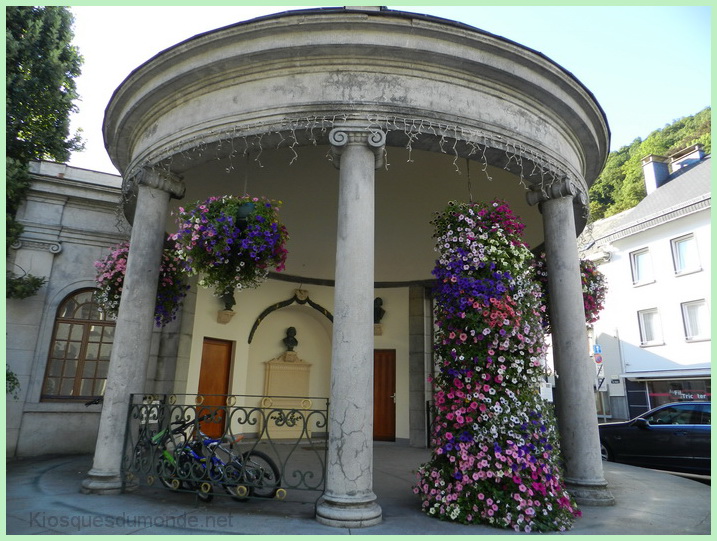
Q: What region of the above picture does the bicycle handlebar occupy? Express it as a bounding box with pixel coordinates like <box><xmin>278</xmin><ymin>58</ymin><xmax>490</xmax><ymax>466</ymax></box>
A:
<box><xmin>169</xmin><ymin>413</ymin><xmax>212</xmax><ymax>434</ymax></box>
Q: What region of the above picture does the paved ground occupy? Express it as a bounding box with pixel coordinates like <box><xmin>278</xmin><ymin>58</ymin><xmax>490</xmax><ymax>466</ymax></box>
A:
<box><xmin>5</xmin><ymin>443</ymin><xmax>711</xmax><ymax>535</ymax></box>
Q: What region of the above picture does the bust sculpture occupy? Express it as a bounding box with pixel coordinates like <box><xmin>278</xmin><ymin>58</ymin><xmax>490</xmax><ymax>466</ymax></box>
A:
<box><xmin>374</xmin><ymin>297</ymin><xmax>385</xmax><ymax>324</ymax></box>
<box><xmin>283</xmin><ymin>326</ymin><xmax>298</xmax><ymax>351</ymax></box>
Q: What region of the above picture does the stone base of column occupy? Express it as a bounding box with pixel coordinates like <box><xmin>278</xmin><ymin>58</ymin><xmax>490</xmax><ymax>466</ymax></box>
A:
<box><xmin>80</xmin><ymin>469</ymin><xmax>123</xmax><ymax>495</ymax></box>
<box><xmin>566</xmin><ymin>477</ymin><xmax>616</xmax><ymax>506</ymax></box>
<box><xmin>315</xmin><ymin>495</ymin><xmax>382</xmax><ymax>528</ymax></box>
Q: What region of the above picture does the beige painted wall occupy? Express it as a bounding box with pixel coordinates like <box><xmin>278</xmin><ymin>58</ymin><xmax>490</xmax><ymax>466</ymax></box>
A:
<box><xmin>176</xmin><ymin>280</ymin><xmax>412</xmax><ymax>440</ymax></box>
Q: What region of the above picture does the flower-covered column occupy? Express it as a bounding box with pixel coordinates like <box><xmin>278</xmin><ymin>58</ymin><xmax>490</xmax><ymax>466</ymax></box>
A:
<box><xmin>416</xmin><ymin>200</ymin><xmax>582</xmax><ymax>532</ymax></box>
<box><xmin>315</xmin><ymin>126</ymin><xmax>385</xmax><ymax>528</ymax></box>
<box><xmin>82</xmin><ymin>169</ymin><xmax>184</xmax><ymax>494</ymax></box>
<box><xmin>527</xmin><ymin>181</ymin><xmax>614</xmax><ymax>506</ymax></box>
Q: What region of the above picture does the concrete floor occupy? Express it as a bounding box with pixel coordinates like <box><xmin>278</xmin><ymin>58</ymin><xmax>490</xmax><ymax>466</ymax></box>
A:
<box><xmin>5</xmin><ymin>442</ymin><xmax>711</xmax><ymax>535</ymax></box>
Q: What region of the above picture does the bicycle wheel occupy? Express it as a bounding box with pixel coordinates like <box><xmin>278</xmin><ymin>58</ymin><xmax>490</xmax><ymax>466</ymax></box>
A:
<box><xmin>222</xmin><ymin>460</ymin><xmax>250</xmax><ymax>502</ymax></box>
<box><xmin>242</xmin><ymin>450</ymin><xmax>281</xmax><ymax>498</ymax></box>
<box><xmin>176</xmin><ymin>449</ymin><xmax>214</xmax><ymax>502</ymax></box>
<box><xmin>156</xmin><ymin>456</ymin><xmax>181</xmax><ymax>491</ymax></box>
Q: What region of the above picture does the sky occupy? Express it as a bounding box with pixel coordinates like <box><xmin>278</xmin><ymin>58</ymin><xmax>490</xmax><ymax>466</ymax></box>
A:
<box><xmin>64</xmin><ymin>4</ymin><xmax>712</xmax><ymax>175</ymax></box>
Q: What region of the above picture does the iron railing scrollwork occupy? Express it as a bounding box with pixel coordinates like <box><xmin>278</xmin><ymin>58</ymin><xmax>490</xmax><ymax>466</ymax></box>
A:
<box><xmin>122</xmin><ymin>394</ymin><xmax>329</xmax><ymax>502</ymax></box>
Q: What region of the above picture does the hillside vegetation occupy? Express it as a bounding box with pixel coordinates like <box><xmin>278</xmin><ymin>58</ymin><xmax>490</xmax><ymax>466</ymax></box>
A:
<box><xmin>589</xmin><ymin>107</ymin><xmax>711</xmax><ymax>220</ymax></box>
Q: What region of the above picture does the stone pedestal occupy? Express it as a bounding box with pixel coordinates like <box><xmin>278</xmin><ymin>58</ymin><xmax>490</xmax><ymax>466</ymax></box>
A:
<box><xmin>315</xmin><ymin>127</ymin><xmax>385</xmax><ymax>528</ymax></box>
<box><xmin>261</xmin><ymin>351</ymin><xmax>312</xmax><ymax>440</ymax></box>
<box><xmin>217</xmin><ymin>309</ymin><xmax>235</xmax><ymax>324</ymax></box>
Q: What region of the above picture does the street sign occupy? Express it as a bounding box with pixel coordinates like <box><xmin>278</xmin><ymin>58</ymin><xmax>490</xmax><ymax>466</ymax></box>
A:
<box><xmin>594</xmin><ymin>353</ymin><xmax>603</xmax><ymax>364</ymax></box>
<box><xmin>593</xmin><ymin>344</ymin><xmax>602</xmax><ymax>354</ymax></box>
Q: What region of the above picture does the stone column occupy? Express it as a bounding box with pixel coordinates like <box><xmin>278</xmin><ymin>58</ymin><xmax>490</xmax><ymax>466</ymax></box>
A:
<box><xmin>82</xmin><ymin>169</ymin><xmax>184</xmax><ymax>494</ymax></box>
<box><xmin>315</xmin><ymin>127</ymin><xmax>385</xmax><ymax>528</ymax></box>
<box><xmin>527</xmin><ymin>180</ymin><xmax>614</xmax><ymax>506</ymax></box>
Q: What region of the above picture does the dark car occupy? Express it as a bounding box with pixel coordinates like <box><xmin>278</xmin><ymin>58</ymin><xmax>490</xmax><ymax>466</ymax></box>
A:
<box><xmin>598</xmin><ymin>401</ymin><xmax>711</xmax><ymax>476</ymax></box>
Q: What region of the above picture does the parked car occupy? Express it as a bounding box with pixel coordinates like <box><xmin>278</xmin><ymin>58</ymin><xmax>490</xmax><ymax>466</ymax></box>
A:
<box><xmin>599</xmin><ymin>402</ymin><xmax>711</xmax><ymax>476</ymax></box>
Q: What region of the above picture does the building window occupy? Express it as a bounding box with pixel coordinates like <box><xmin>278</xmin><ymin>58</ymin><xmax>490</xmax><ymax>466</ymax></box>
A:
<box><xmin>671</xmin><ymin>234</ymin><xmax>701</xmax><ymax>275</ymax></box>
<box><xmin>630</xmin><ymin>248</ymin><xmax>653</xmax><ymax>285</ymax></box>
<box><xmin>681</xmin><ymin>300</ymin><xmax>710</xmax><ymax>341</ymax></box>
<box><xmin>647</xmin><ymin>379</ymin><xmax>711</xmax><ymax>408</ymax></box>
<box><xmin>595</xmin><ymin>390</ymin><xmax>611</xmax><ymax>421</ymax></box>
<box><xmin>637</xmin><ymin>308</ymin><xmax>662</xmax><ymax>346</ymax></box>
<box><xmin>41</xmin><ymin>289</ymin><xmax>115</xmax><ymax>401</ymax></box>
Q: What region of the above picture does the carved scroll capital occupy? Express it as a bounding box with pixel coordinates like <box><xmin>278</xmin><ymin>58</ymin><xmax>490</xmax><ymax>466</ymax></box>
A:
<box><xmin>526</xmin><ymin>179</ymin><xmax>585</xmax><ymax>207</ymax></box>
<box><xmin>329</xmin><ymin>126</ymin><xmax>386</xmax><ymax>170</ymax></box>
<box><xmin>136</xmin><ymin>168</ymin><xmax>186</xmax><ymax>199</ymax></box>
<box><xmin>10</xmin><ymin>239</ymin><xmax>62</xmax><ymax>254</ymax></box>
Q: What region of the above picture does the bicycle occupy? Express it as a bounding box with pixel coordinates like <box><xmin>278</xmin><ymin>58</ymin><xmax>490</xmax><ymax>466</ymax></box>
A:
<box><xmin>198</xmin><ymin>428</ymin><xmax>281</xmax><ymax>500</ymax></box>
<box><xmin>130</xmin><ymin>413</ymin><xmax>213</xmax><ymax>501</ymax></box>
<box><xmin>132</xmin><ymin>413</ymin><xmax>281</xmax><ymax>502</ymax></box>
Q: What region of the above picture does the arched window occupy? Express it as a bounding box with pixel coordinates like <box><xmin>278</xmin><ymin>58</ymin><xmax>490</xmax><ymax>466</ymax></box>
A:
<box><xmin>41</xmin><ymin>289</ymin><xmax>115</xmax><ymax>401</ymax></box>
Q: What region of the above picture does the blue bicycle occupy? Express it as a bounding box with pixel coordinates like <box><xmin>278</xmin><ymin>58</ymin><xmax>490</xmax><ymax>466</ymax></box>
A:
<box><xmin>140</xmin><ymin>414</ymin><xmax>281</xmax><ymax>502</ymax></box>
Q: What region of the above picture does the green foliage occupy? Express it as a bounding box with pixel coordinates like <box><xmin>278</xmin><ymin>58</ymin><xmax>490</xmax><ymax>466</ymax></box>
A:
<box><xmin>6</xmin><ymin>6</ymin><xmax>83</xmax><ymax>298</ymax></box>
<box><xmin>6</xmin><ymin>365</ymin><xmax>21</xmax><ymax>399</ymax></box>
<box><xmin>589</xmin><ymin>107</ymin><xmax>711</xmax><ymax>220</ymax></box>
<box><xmin>6</xmin><ymin>6</ymin><xmax>84</xmax><ymax>163</ymax></box>
<box><xmin>6</xmin><ymin>158</ymin><xmax>32</xmax><ymax>250</ymax></box>
<box><xmin>7</xmin><ymin>271</ymin><xmax>47</xmax><ymax>299</ymax></box>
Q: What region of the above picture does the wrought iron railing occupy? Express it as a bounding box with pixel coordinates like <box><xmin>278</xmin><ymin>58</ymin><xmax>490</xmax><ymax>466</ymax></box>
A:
<box><xmin>122</xmin><ymin>393</ymin><xmax>329</xmax><ymax>502</ymax></box>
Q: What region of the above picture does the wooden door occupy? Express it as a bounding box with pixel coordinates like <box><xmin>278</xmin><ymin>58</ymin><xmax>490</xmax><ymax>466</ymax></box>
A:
<box><xmin>198</xmin><ymin>338</ymin><xmax>232</xmax><ymax>438</ymax></box>
<box><xmin>373</xmin><ymin>349</ymin><xmax>396</xmax><ymax>441</ymax></box>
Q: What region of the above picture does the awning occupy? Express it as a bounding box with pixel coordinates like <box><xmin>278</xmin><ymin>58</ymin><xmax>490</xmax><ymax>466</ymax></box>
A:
<box><xmin>621</xmin><ymin>368</ymin><xmax>711</xmax><ymax>381</ymax></box>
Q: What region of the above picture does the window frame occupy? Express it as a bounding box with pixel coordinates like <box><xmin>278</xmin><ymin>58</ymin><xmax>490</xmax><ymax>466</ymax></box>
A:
<box><xmin>681</xmin><ymin>299</ymin><xmax>710</xmax><ymax>342</ymax></box>
<box><xmin>630</xmin><ymin>248</ymin><xmax>654</xmax><ymax>286</ymax></box>
<box><xmin>637</xmin><ymin>308</ymin><xmax>663</xmax><ymax>347</ymax></box>
<box><xmin>671</xmin><ymin>234</ymin><xmax>701</xmax><ymax>276</ymax></box>
<box><xmin>41</xmin><ymin>288</ymin><xmax>115</xmax><ymax>402</ymax></box>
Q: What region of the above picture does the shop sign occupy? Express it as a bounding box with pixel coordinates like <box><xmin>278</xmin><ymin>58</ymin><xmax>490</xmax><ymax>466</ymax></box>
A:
<box><xmin>669</xmin><ymin>389</ymin><xmax>710</xmax><ymax>400</ymax></box>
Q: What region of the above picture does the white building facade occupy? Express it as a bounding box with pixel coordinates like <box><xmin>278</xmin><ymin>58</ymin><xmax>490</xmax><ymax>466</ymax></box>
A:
<box><xmin>581</xmin><ymin>145</ymin><xmax>711</xmax><ymax>420</ymax></box>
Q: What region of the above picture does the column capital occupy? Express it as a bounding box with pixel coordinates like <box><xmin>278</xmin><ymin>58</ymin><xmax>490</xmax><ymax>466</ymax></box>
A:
<box><xmin>10</xmin><ymin>239</ymin><xmax>62</xmax><ymax>254</ymax></box>
<box><xmin>135</xmin><ymin>168</ymin><xmax>186</xmax><ymax>199</ymax></box>
<box><xmin>329</xmin><ymin>126</ymin><xmax>386</xmax><ymax>169</ymax></box>
<box><xmin>525</xmin><ymin>179</ymin><xmax>587</xmax><ymax>207</ymax></box>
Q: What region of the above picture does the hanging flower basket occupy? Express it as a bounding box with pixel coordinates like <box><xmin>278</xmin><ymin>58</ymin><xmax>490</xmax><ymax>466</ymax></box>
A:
<box><xmin>170</xmin><ymin>195</ymin><xmax>289</xmax><ymax>302</ymax></box>
<box><xmin>94</xmin><ymin>242</ymin><xmax>190</xmax><ymax>327</ymax></box>
<box><xmin>533</xmin><ymin>251</ymin><xmax>607</xmax><ymax>333</ymax></box>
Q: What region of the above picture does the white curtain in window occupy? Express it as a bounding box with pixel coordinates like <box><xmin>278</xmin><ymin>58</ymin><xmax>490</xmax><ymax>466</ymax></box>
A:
<box><xmin>639</xmin><ymin>309</ymin><xmax>659</xmax><ymax>343</ymax></box>
<box><xmin>674</xmin><ymin>237</ymin><xmax>699</xmax><ymax>272</ymax></box>
<box><xmin>633</xmin><ymin>250</ymin><xmax>652</xmax><ymax>283</ymax></box>
<box><xmin>683</xmin><ymin>301</ymin><xmax>708</xmax><ymax>339</ymax></box>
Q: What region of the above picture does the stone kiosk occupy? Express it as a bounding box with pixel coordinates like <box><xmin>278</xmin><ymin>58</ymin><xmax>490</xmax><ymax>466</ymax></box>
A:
<box><xmin>86</xmin><ymin>6</ymin><xmax>615</xmax><ymax>527</ymax></box>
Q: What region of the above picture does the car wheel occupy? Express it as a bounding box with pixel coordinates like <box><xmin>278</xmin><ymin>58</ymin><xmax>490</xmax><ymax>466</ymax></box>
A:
<box><xmin>600</xmin><ymin>441</ymin><xmax>613</xmax><ymax>461</ymax></box>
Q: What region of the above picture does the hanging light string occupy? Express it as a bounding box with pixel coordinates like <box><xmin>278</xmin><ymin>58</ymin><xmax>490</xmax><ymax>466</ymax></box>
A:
<box><xmin>127</xmin><ymin>113</ymin><xmax>579</xmax><ymax>206</ymax></box>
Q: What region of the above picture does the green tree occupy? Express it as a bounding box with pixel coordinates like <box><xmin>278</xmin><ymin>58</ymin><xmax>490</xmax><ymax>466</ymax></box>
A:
<box><xmin>6</xmin><ymin>6</ymin><xmax>83</xmax><ymax>163</ymax></box>
<box><xmin>6</xmin><ymin>6</ymin><xmax>83</xmax><ymax>296</ymax></box>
